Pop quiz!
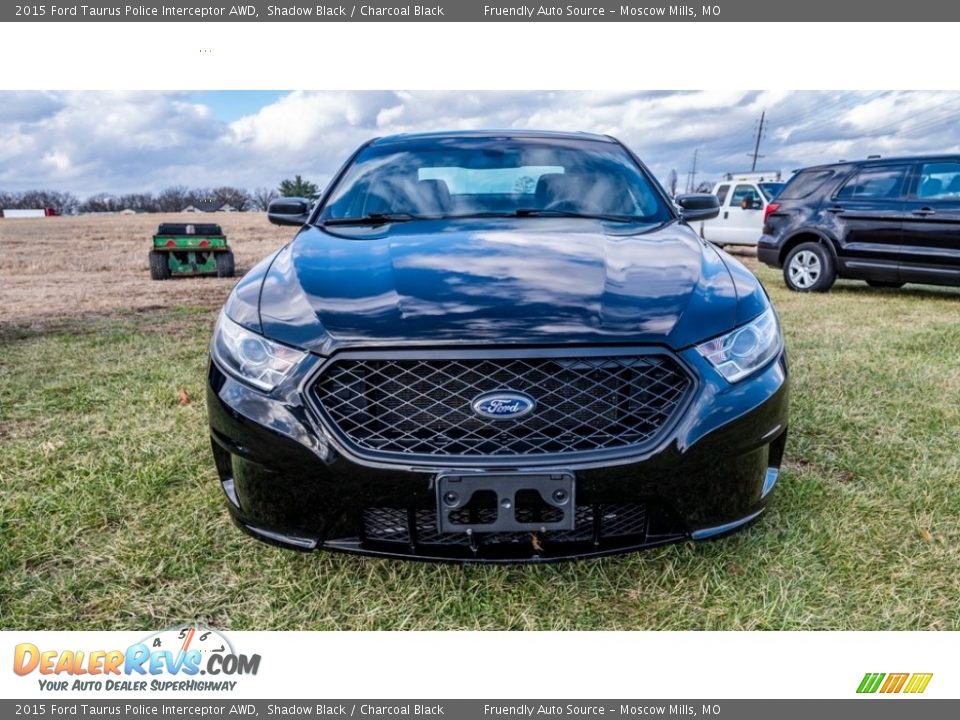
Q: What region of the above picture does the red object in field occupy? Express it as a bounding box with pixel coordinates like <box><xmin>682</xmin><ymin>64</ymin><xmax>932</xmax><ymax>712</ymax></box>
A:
<box><xmin>44</xmin><ymin>207</ymin><xmax>59</xmax><ymax>216</ymax></box>
<box><xmin>763</xmin><ymin>202</ymin><xmax>780</xmax><ymax>224</ymax></box>
<box><xmin>199</xmin><ymin>239</ymin><xmax>209</xmax><ymax>247</ymax></box>
<box><xmin>166</xmin><ymin>239</ymin><xmax>176</xmax><ymax>247</ymax></box>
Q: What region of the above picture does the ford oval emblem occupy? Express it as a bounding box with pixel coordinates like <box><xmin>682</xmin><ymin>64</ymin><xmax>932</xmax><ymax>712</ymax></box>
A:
<box><xmin>472</xmin><ymin>391</ymin><xmax>536</xmax><ymax>420</ymax></box>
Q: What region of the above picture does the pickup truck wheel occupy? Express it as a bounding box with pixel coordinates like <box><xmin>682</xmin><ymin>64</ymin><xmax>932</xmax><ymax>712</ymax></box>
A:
<box><xmin>215</xmin><ymin>250</ymin><xmax>235</xmax><ymax>278</ymax></box>
<box><xmin>866</xmin><ymin>280</ymin><xmax>904</xmax><ymax>289</ymax></box>
<box><xmin>783</xmin><ymin>242</ymin><xmax>835</xmax><ymax>292</ymax></box>
<box><xmin>149</xmin><ymin>251</ymin><xmax>171</xmax><ymax>280</ymax></box>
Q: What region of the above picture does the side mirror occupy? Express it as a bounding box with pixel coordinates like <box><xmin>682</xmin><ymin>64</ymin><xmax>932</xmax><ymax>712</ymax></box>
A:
<box><xmin>268</xmin><ymin>197</ymin><xmax>311</xmax><ymax>226</ymax></box>
<box><xmin>741</xmin><ymin>197</ymin><xmax>762</xmax><ymax>210</ymax></box>
<box><xmin>676</xmin><ymin>193</ymin><xmax>720</xmax><ymax>222</ymax></box>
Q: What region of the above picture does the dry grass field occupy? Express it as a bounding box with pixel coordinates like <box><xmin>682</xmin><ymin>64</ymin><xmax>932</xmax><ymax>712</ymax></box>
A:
<box><xmin>0</xmin><ymin>213</ymin><xmax>293</xmax><ymax>325</ymax></box>
<box><xmin>2</xmin><ymin>213</ymin><xmax>959</xmax><ymax>630</ymax></box>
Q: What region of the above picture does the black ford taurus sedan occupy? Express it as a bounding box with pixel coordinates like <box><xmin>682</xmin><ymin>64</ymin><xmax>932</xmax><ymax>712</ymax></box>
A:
<box><xmin>206</xmin><ymin>130</ymin><xmax>789</xmax><ymax>562</ymax></box>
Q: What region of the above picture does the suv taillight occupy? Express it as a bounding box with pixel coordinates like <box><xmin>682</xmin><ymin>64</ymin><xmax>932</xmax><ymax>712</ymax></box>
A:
<box><xmin>763</xmin><ymin>202</ymin><xmax>781</xmax><ymax>224</ymax></box>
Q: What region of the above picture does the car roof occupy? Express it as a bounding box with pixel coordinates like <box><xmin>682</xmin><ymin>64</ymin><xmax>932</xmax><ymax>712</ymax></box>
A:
<box><xmin>801</xmin><ymin>154</ymin><xmax>960</xmax><ymax>171</ymax></box>
<box><xmin>370</xmin><ymin>129</ymin><xmax>617</xmax><ymax>145</ymax></box>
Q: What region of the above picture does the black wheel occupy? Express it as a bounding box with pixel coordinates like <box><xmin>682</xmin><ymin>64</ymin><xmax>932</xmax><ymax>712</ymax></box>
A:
<box><xmin>215</xmin><ymin>250</ymin><xmax>235</xmax><ymax>278</ymax></box>
<box><xmin>783</xmin><ymin>241</ymin><xmax>835</xmax><ymax>292</ymax></box>
<box><xmin>867</xmin><ymin>280</ymin><xmax>904</xmax><ymax>289</ymax></box>
<box><xmin>149</xmin><ymin>251</ymin><xmax>171</xmax><ymax>280</ymax></box>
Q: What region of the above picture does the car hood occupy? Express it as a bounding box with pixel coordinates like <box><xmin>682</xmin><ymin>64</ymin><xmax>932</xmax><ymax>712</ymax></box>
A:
<box><xmin>254</xmin><ymin>218</ymin><xmax>746</xmax><ymax>354</ymax></box>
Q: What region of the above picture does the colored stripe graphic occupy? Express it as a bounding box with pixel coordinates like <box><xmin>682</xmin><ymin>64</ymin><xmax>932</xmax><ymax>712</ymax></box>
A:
<box><xmin>857</xmin><ymin>673</ymin><xmax>885</xmax><ymax>693</ymax></box>
<box><xmin>903</xmin><ymin>673</ymin><xmax>933</xmax><ymax>694</ymax></box>
<box><xmin>857</xmin><ymin>672</ymin><xmax>932</xmax><ymax>694</ymax></box>
<box><xmin>880</xmin><ymin>673</ymin><xmax>909</xmax><ymax>693</ymax></box>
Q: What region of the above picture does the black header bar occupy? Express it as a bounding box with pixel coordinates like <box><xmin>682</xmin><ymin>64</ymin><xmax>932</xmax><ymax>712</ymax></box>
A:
<box><xmin>2</xmin><ymin>1</ymin><xmax>951</xmax><ymax>22</ymax></box>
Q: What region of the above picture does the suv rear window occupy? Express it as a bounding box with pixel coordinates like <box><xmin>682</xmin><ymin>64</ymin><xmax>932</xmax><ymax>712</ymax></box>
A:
<box><xmin>777</xmin><ymin>170</ymin><xmax>835</xmax><ymax>200</ymax></box>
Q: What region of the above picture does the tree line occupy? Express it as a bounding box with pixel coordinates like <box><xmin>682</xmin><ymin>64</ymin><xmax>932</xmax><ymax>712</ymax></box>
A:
<box><xmin>0</xmin><ymin>176</ymin><xmax>321</xmax><ymax>215</ymax></box>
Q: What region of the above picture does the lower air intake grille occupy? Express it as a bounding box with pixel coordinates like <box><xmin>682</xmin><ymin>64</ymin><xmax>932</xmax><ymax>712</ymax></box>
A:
<box><xmin>362</xmin><ymin>503</ymin><xmax>647</xmax><ymax>549</ymax></box>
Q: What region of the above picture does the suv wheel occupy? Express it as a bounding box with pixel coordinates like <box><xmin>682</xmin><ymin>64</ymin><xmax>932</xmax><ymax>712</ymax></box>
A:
<box><xmin>784</xmin><ymin>242</ymin><xmax>835</xmax><ymax>292</ymax></box>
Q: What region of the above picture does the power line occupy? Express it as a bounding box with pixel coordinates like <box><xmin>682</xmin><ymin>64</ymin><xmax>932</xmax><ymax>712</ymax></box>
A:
<box><xmin>773</xmin><ymin>91</ymin><xmax>886</xmax><ymax>130</ymax></box>
<box><xmin>868</xmin><ymin>94</ymin><xmax>960</xmax><ymax>138</ymax></box>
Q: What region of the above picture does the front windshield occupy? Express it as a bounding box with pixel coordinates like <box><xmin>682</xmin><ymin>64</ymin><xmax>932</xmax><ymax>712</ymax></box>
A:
<box><xmin>319</xmin><ymin>136</ymin><xmax>673</xmax><ymax>224</ymax></box>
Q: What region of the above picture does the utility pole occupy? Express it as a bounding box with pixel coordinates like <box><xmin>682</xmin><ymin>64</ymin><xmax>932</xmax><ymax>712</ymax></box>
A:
<box><xmin>686</xmin><ymin>149</ymin><xmax>698</xmax><ymax>193</ymax></box>
<box><xmin>749</xmin><ymin>110</ymin><xmax>766</xmax><ymax>172</ymax></box>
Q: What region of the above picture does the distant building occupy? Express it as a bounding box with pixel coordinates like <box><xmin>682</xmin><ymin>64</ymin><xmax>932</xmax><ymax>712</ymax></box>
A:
<box><xmin>1</xmin><ymin>208</ymin><xmax>57</xmax><ymax>218</ymax></box>
<box><xmin>182</xmin><ymin>201</ymin><xmax>237</xmax><ymax>213</ymax></box>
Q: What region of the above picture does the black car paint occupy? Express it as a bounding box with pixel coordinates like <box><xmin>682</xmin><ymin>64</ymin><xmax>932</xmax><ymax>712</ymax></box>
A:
<box><xmin>208</xmin><ymin>130</ymin><xmax>789</xmax><ymax>562</ymax></box>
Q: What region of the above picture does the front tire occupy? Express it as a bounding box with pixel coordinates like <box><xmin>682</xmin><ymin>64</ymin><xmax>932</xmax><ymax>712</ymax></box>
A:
<box><xmin>783</xmin><ymin>242</ymin><xmax>835</xmax><ymax>292</ymax></box>
<box><xmin>149</xmin><ymin>251</ymin><xmax>171</xmax><ymax>281</ymax></box>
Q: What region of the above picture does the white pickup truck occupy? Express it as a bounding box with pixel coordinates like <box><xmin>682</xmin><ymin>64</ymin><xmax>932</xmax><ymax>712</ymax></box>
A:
<box><xmin>699</xmin><ymin>173</ymin><xmax>785</xmax><ymax>247</ymax></box>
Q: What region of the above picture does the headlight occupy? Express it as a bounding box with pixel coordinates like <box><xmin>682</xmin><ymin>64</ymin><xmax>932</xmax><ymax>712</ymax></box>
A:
<box><xmin>695</xmin><ymin>306</ymin><xmax>782</xmax><ymax>383</ymax></box>
<box><xmin>212</xmin><ymin>313</ymin><xmax>307</xmax><ymax>391</ymax></box>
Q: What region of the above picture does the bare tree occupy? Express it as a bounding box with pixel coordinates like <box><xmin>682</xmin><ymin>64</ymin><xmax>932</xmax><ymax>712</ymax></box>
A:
<box><xmin>251</xmin><ymin>187</ymin><xmax>279</xmax><ymax>211</ymax></box>
<box><xmin>211</xmin><ymin>186</ymin><xmax>251</xmax><ymax>211</ymax></box>
<box><xmin>3</xmin><ymin>189</ymin><xmax>79</xmax><ymax>214</ymax></box>
<box><xmin>185</xmin><ymin>188</ymin><xmax>215</xmax><ymax>208</ymax></box>
<box><xmin>157</xmin><ymin>186</ymin><xmax>190</xmax><ymax>212</ymax></box>
<box><xmin>117</xmin><ymin>193</ymin><xmax>158</xmax><ymax>212</ymax></box>
<box><xmin>79</xmin><ymin>193</ymin><xmax>123</xmax><ymax>213</ymax></box>
<box><xmin>667</xmin><ymin>169</ymin><xmax>679</xmax><ymax>198</ymax></box>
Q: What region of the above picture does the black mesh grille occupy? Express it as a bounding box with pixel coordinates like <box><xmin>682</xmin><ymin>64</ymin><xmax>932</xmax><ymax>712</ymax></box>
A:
<box><xmin>600</xmin><ymin>503</ymin><xmax>647</xmax><ymax>537</ymax></box>
<box><xmin>362</xmin><ymin>503</ymin><xmax>647</xmax><ymax>551</ymax></box>
<box><xmin>362</xmin><ymin>507</ymin><xmax>410</xmax><ymax>543</ymax></box>
<box><xmin>312</xmin><ymin>353</ymin><xmax>691</xmax><ymax>459</ymax></box>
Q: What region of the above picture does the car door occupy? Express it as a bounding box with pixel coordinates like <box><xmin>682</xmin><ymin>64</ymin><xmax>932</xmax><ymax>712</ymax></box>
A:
<box><xmin>724</xmin><ymin>183</ymin><xmax>765</xmax><ymax>244</ymax></box>
<box><xmin>900</xmin><ymin>159</ymin><xmax>960</xmax><ymax>286</ymax></box>
<box><xmin>823</xmin><ymin>163</ymin><xmax>909</xmax><ymax>282</ymax></box>
<box><xmin>701</xmin><ymin>183</ymin><xmax>731</xmax><ymax>243</ymax></box>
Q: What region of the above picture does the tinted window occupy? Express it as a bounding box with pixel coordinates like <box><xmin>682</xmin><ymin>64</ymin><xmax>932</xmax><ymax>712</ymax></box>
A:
<box><xmin>916</xmin><ymin>161</ymin><xmax>960</xmax><ymax>200</ymax></box>
<box><xmin>836</xmin><ymin>166</ymin><xmax>908</xmax><ymax>200</ymax></box>
<box><xmin>778</xmin><ymin>169</ymin><xmax>835</xmax><ymax>200</ymax></box>
<box><xmin>321</xmin><ymin>137</ymin><xmax>672</xmax><ymax>223</ymax></box>
<box><xmin>758</xmin><ymin>182</ymin><xmax>784</xmax><ymax>200</ymax></box>
<box><xmin>715</xmin><ymin>184</ymin><xmax>730</xmax><ymax>205</ymax></box>
<box><xmin>730</xmin><ymin>184</ymin><xmax>758</xmax><ymax>206</ymax></box>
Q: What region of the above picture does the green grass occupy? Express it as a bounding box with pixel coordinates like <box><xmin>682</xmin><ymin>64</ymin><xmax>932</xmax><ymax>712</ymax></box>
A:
<box><xmin>2</xmin><ymin>268</ymin><xmax>960</xmax><ymax>630</ymax></box>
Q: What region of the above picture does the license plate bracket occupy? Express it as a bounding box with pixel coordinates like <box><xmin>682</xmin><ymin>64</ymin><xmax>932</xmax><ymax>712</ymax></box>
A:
<box><xmin>437</xmin><ymin>472</ymin><xmax>575</xmax><ymax>533</ymax></box>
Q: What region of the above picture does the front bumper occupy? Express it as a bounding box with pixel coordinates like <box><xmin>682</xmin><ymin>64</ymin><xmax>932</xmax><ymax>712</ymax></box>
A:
<box><xmin>206</xmin><ymin>347</ymin><xmax>789</xmax><ymax>563</ymax></box>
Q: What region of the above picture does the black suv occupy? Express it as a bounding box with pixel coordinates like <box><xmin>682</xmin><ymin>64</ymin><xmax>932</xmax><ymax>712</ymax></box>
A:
<box><xmin>758</xmin><ymin>155</ymin><xmax>960</xmax><ymax>292</ymax></box>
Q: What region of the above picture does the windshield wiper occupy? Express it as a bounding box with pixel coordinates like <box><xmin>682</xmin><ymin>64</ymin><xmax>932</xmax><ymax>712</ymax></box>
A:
<box><xmin>439</xmin><ymin>210</ymin><xmax>646</xmax><ymax>223</ymax></box>
<box><xmin>322</xmin><ymin>212</ymin><xmax>425</xmax><ymax>226</ymax></box>
<box><xmin>512</xmin><ymin>208</ymin><xmax>645</xmax><ymax>223</ymax></box>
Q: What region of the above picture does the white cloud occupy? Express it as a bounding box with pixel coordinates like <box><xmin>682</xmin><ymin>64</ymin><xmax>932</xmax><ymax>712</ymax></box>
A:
<box><xmin>2</xmin><ymin>90</ymin><xmax>960</xmax><ymax>198</ymax></box>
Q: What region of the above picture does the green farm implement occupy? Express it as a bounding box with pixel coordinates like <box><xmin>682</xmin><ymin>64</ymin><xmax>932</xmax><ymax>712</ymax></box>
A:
<box><xmin>148</xmin><ymin>223</ymin><xmax>235</xmax><ymax>280</ymax></box>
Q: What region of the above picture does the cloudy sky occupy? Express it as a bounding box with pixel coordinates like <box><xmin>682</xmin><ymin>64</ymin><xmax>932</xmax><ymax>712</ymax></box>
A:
<box><xmin>3</xmin><ymin>90</ymin><xmax>960</xmax><ymax>197</ymax></box>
